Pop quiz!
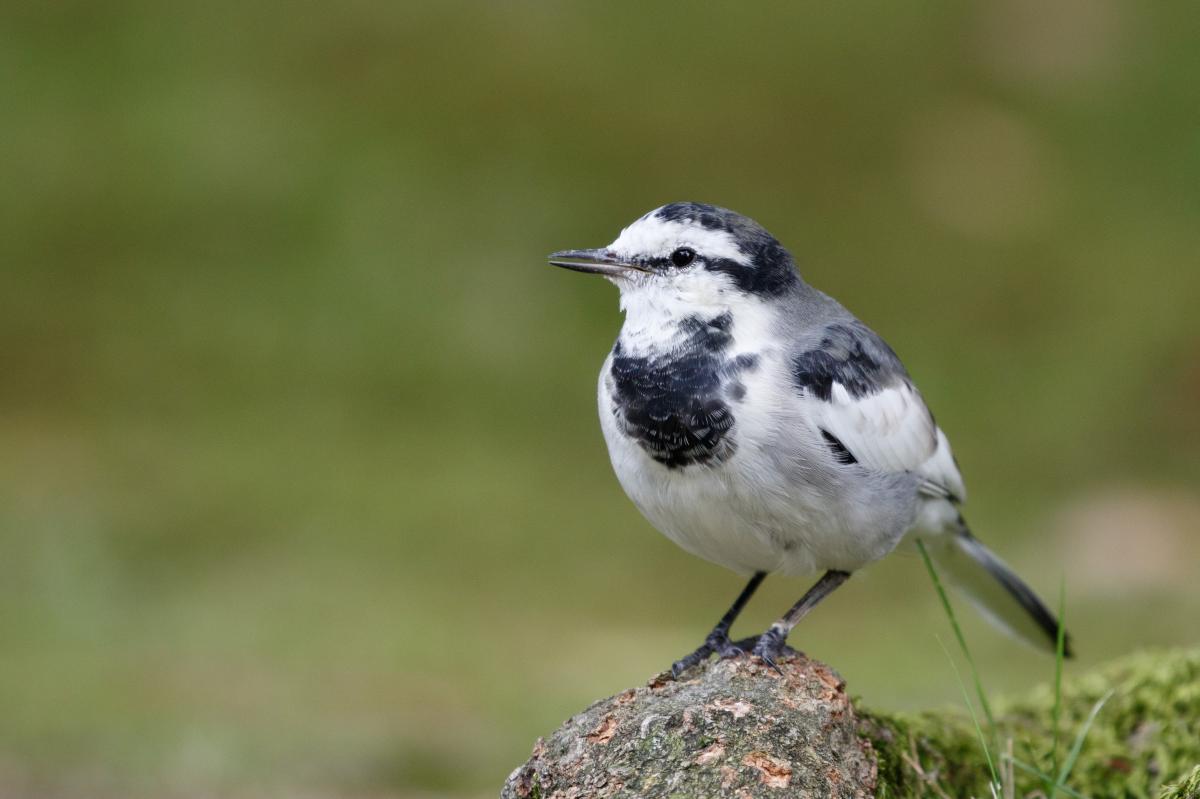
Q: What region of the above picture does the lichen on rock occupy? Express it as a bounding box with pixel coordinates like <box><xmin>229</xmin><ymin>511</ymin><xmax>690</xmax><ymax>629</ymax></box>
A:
<box><xmin>502</xmin><ymin>653</ymin><xmax>876</xmax><ymax>798</ymax></box>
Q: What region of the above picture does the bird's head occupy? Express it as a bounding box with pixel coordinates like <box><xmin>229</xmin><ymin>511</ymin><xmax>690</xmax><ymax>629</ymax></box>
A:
<box><xmin>549</xmin><ymin>203</ymin><xmax>799</xmax><ymax>310</ymax></box>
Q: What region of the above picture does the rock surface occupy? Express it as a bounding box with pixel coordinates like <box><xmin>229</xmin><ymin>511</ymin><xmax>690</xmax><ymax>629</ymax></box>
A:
<box><xmin>501</xmin><ymin>653</ymin><xmax>876</xmax><ymax>798</ymax></box>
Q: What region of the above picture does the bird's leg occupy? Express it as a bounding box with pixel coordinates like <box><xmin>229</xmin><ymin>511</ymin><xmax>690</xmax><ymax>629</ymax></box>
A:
<box><xmin>753</xmin><ymin>570</ymin><xmax>850</xmax><ymax>673</ymax></box>
<box><xmin>670</xmin><ymin>572</ymin><xmax>766</xmax><ymax>678</ymax></box>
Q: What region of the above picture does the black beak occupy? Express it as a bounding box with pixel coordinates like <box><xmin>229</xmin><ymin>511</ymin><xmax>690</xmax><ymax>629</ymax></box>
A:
<box><xmin>547</xmin><ymin>248</ymin><xmax>650</xmax><ymax>278</ymax></box>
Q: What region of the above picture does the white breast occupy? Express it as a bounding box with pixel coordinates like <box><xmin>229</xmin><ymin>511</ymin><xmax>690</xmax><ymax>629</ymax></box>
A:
<box><xmin>598</xmin><ymin>345</ymin><xmax>918</xmax><ymax>577</ymax></box>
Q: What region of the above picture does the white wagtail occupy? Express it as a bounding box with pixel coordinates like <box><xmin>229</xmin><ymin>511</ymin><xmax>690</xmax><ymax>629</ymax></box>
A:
<box><xmin>549</xmin><ymin>202</ymin><xmax>1071</xmax><ymax>676</ymax></box>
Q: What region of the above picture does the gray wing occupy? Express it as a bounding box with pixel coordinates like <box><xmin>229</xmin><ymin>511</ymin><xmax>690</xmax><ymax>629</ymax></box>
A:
<box><xmin>790</xmin><ymin>320</ymin><xmax>966</xmax><ymax>502</ymax></box>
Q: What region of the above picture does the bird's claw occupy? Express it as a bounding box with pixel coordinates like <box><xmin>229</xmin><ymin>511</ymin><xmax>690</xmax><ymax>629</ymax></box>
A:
<box><xmin>670</xmin><ymin>647</ymin><xmax>711</xmax><ymax>678</ymax></box>
<box><xmin>671</xmin><ymin>630</ymin><xmax>745</xmax><ymax>678</ymax></box>
<box><xmin>715</xmin><ymin>640</ymin><xmax>746</xmax><ymax>659</ymax></box>
<box><xmin>752</xmin><ymin>628</ymin><xmax>790</xmax><ymax>676</ymax></box>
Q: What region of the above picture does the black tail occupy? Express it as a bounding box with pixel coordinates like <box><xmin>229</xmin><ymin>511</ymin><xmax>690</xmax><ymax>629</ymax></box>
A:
<box><xmin>923</xmin><ymin>524</ymin><xmax>1072</xmax><ymax>656</ymax></box>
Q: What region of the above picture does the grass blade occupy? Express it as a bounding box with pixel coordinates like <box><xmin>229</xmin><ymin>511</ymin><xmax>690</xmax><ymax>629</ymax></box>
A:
<box><xmin>1019</xmin><ymin>738</ymin><xmax>1056</xmax><ymax>796</ymax></box>
<box><xmin>1051</xmin><ymin>575</ymin><xmax>1067</xmax><ymax>796</ymax></box>
<box><xmin>1007</xmin><ymin>757</ymin><xmax>1091</xmax><ymax>799</ymax></box>
<box><xmin>917</xmin><ymin>539</ymin><xmax>996</xmax><ymax>729</ymax></box>
<box><xmin>935</xmin><ymin>635</ymin><xmax>1000</xmax><ymax>792</ymax></box>
<box><xmin>1056</xmin><ymin>690</ymin><xmax>1114</xmax><ymax>788</ymax></box>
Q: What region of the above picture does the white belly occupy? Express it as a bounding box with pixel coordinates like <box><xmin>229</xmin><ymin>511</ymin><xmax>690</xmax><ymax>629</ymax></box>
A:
<box><xmin>597</xmin><ymin>354</ymin><xmax>918</xmax><ymax>576</ymax></box>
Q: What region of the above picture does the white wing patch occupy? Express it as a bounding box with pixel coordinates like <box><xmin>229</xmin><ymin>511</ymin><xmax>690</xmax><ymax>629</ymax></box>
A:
<box><xmin>808</xmin><ymin>380</ymin><xmax>966</xmax><ymax>502</ymax></box>
<box><xmin>924</xmin><ymin>427</ymin><xmax>967</xmax><ymax>502</ymax></box>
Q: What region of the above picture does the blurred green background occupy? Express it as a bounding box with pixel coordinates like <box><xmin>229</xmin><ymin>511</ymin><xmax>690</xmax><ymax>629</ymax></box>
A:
<box><xmin>2</xmin><ymin>1</ymin><xmax>1198</xmax><ymax>797</ymax></box>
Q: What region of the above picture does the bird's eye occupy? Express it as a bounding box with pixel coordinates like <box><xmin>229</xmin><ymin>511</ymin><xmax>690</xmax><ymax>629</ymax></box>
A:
<box><xmin>670</xmin><ymin>247</ymin><xmax>696</xmax><ymax>267</ymax></box>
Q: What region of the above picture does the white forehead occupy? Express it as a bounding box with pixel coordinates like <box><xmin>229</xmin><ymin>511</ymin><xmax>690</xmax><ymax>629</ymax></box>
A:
<box><xmin>607</xmin><ymin>212</ymin><xmax>751</xmax><ymax>266</ymax></box>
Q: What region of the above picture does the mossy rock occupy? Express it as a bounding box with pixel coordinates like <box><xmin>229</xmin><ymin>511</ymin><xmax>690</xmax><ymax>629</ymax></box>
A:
<box><xmin>504</xmin><ymin>648</ymin><xmax>1200</xmax><ymax>798</ymax></box>
<box><xmin>503</xmin><ymin>655</ymin><xmax>875</xmax><ymax>798</ymax></box>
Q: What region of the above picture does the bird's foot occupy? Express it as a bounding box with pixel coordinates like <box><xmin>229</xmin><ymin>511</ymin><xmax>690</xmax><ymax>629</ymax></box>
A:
<box><xmin>670</xmin><ymin>630</ymin><xmax>747</xmax><ymax>678</ymax></box>
<box><xmin>751</xmin><ymin>627</ymin><xmax>797</xmax><ymax>675</ymax></box>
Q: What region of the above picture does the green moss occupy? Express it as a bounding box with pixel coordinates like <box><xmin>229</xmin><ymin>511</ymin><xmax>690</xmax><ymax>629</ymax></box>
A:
<box><xmin>1159</xmin><ymin>765</ymin><xmax>1200</xmax><ymax>799</ymax></box>
<box><xmin>861</xmin><ymin>708</ymin><xmax>995</xmax><ymax>797</ymax></box>
<box><xmin>860</xmin><ymin>649</ymin><xmax>1200</xmax><ymax>798</ymax></box>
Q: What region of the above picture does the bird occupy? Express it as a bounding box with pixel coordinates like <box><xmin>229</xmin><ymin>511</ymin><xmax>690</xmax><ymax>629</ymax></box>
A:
<box><xmin>548</xmin><ymin>201</ymin><xmax>1071</xmax><ymax>677</ymax></box>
